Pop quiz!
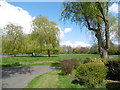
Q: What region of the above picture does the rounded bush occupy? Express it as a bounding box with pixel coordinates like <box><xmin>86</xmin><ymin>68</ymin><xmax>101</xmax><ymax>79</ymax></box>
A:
<box><xmin>75</xmin><ymin>63</ymin><xmax>108</xmax><ymax>87</ymax></box>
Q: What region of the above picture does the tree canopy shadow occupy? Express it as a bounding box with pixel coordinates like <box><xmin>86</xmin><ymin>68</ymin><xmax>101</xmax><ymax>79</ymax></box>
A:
<box><xmin>2</xmin><ymin>62</ymin><xmax>22</xmax><ymax>67</ymax></box>
<box><xmin>29</xmin><ymin>55</ymin><xmax>59</xmax><ymax>57</ymax></box>
<box><xmin>50</xmin><ymin>63</ymin><xmax>61</xmax><ymax>69</ymax></box>
<box><xmin>2</xmin><ymin>66</ymin><xmax>34</xmax><ymax>78</ymax></box>
<box><xmin>9</xmin><ymin>55</ymin><xmax>59</xmax><ymax>58</ymax></box>
<box><xmin>106</xmin><ymin>82</ymin><xmax>120</xmax><ymax>89</ymax></box>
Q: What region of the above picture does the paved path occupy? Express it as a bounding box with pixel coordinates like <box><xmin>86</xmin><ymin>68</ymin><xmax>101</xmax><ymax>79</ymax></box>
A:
<box><xmin>109</xmin><ymin>56</ymin><xmax>118</xmax><ymax>59</ymax></box>
<box><xmin>1</xmin><ymin>65</ymin><xmax>60</xmax><ymax>88</ymax></box>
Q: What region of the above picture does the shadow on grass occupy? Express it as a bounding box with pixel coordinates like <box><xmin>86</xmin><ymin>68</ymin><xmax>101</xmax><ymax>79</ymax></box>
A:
<box><xmin>51</xmin><ymin>62</ymin><xmax>60</xmax><ymax>65</ymax></box>
<box><xmin>72</xmin><ymin>80</ymin><xmax>80</xmax><ymax>85</ymax></box>
<box><xmin>50</xmin><ymin>62</ymin><xmax>61</xmax><ymax>69</ymax></box>
<box><xmin>12</xmin><ymin>55</ymin><xmax>59</xmax><ymax>57</ymax></box>
<box><xmin>106</xmin><ymin>82</ymin><xmax>120</xmax><ymax>89</ymax></box>
<box><xmin>2</xmin><ymin>62</ymin><xmax>22</xmax><ymax>67</ymax></box>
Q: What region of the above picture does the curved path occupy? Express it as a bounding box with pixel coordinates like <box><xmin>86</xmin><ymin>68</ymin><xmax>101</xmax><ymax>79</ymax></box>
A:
<box><xmin>1</xmin><ymin>65</ymin><xmax>60</xmax><ymax>88</ymax></box>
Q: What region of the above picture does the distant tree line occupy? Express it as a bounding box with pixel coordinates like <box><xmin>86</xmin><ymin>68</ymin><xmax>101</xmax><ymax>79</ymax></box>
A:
<box><xmin>60</xmin><ymin>41</ymin><xmax>119</xmax><ymax>55</ymax></box>
<box><xmin>2</xmin><ymin>15</ymin><xmax>60</xmax><ymax>57</ymax></box>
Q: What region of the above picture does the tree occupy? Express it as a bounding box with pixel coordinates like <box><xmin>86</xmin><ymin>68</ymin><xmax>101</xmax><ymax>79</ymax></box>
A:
<box><xmin>108</xmin><ymin>41</ymin><xmax>118</xmax><ymax>55</ymax></box>
<box><xmin>73</xmin><ymin>48</ymin><xmax>79</xmax><ymax>54</ymax></box>
<box><xmin>61</xmin><ymin>2</ymin><xmax>116</xmax><ymax>59</ymax></box>
<box><xmin>79</xmin><ymin>47</ymin><xmax>90</xmax><ymax>54</ymax></box>
<box><xmin>89</xmin><ymin>44</ymin><xmax>98</xmax><ymax>54</ymax></box>
<box><xmin>61</xmin><ymin>45</ymin><xmax>73</xmax><ymax>54</ymax></box>
<box><xmin>73</xmin><ymin>47</ymin><xmax>90</xmax><ymax>54</ymax></box>
<box><xmin>21</xmin><ymin>34</ymin><xmax>37</xmax><ymax>56</ymax></box>
<box><xmin>2</xmin><ymin>23</ymin><xmax>24</xmax><ymax>56</ymax></box>
<box><xmin>32</xmin><ymin>15</ymin><xmax>60</xmax><ymax>57</ymax></box>
<box><xmin>89</xmin><ymin>41</ymin><xmax>118</xmax><ymax>55</ymax></box>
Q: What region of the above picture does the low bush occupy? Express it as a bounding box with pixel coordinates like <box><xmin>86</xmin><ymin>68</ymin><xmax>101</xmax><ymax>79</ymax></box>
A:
<box><xmin>60</xmin><ymin>59</ymin><xmax>78</xmax><ymax>75</ymax></box>
<box><xmin>83</xmin><ymin>57</ymin><xmax>104</xmax><ymax>65</ymax></box>
<box><xmin>75</xmin><ymin>63</ymin><xmax>108</xmax><ymax>87</ymax></box>
<box><xmin>83</xmin><ymin>57</ymin><xmax>94</xmax><ymax>64</ymax></box>
<box><xmin>105</xmin><ymin>57</ymin><xmax>120</xmax><ymax>81</ymax></box>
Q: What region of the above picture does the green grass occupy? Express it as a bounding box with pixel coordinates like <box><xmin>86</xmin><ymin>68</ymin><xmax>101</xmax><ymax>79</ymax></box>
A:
<box><xmin>25</xmin><ymin>69</ymin><xmax>107</xmax><ymax>88</ymax></box>
<box><xmin>1</xmin><ymin>54</ymin><xmax>100</xmax><ymax>67</ymax></box>
<box><xmin>1</xmin><ymin>54</ymin><xmax>118</xmax><ymax>67</ymax></box>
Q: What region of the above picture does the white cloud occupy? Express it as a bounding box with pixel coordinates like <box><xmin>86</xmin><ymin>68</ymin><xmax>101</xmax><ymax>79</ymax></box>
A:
<box><xmin>57</xmin><ymin>27</ymin><xmax>73</xmax><ymax>39</ymax></box>
<box><xmin>64</xmin><ymin>28</ymin><xmax>72</xmax><ymax>33</ymax></box>
<box><xmin>109</xmin><ymin>3</ymin><xmax>119</xmax><ymax>13</ymax></box>
<box><xmin>58</xmin><ymin>27</ymin><xmax>73</xmax><ymax>39</ymax></box>
<box><xmin>60</xmin><ymin>40</ymin><xmax>73</xmax><ymax>47</ymax></box>
<box><xmin>60</xmin><ymin>40</ymin><xmax>91</xmax><ymax>47</ymax></box>
<box><xmin>57</xmin><ymin>26</ymin><xmax>64</xmax><ymax>39</ymax></box>
<box><xmin>74</xmin><ymin>41</ymin><xmax>91</xmax><ymax>47</ymax></box>
<box><xmin>0</xmin><ymin>1</ymin><xmax>33</xmax><ymax>34</ymax></box>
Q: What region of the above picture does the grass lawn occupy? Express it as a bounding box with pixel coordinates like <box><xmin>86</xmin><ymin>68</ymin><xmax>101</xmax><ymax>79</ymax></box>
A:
<box><xmin>25</xmin><ymin>69</ymin><xmax>88</xmax><ymax>88</ymax></box>
<box><xmin>25</xmin><ymin>69</ymin><xmax>109</xmax><ymax>88</ymax></box>
<box><xmin>1</xmin><ymin>54</ymin><xmax>100</xmax><ymax>67</ymax></box>
<box><xmin>1</xmin><ymin>54</ymin><xmax>118</xmax><ymax>67</ymax></box>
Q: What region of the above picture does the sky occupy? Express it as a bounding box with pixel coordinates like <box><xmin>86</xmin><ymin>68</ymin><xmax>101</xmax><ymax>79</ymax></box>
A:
<box><xmin>0</xmin><ymin>1</ymin><xmax>119</xmax><ymax>47</ymax></box>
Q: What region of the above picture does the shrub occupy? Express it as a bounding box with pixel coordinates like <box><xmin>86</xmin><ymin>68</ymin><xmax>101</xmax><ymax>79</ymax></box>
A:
<box><xmin>105</xmin><ymin>57</ymin><xmax>120</xmax><ymax>81</ymax></box>
<box><xmin>74</xmin><ymin>59</ymin><xmax>83</xmax><ymax>69</ymax></box>
<box><xmin>60</xmin><ymin>59</ymin><xmax>78</xmax><ymax>75</ymax></box>
<box><xmin>75</xmin><ymin>63</ymin><xmax>108</xmax><ymax>87</ymax></box>
<box><xmin>83</xmin><ymin>57</ymin><xmax>94</xmax><ymax>64</ymax></box>
<box><xmin>83</xmin><ymin>57</ymin><xmax>104</xmax><ymax>65</ymax></box>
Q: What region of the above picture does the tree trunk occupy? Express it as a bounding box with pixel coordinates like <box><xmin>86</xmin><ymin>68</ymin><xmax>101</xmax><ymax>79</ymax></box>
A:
<box><xmin>101</xmin><ymin>49</ymin><xmax>108</xmax><ymax>59</ymax></box>
<box><xmin>14</xmin><ymin>54</ymin><xmax>16</xmax><ymax>57</ymax></box>
<box><xmin>48</xmin><ymin>49</ymin><xmax>50</xmax><ymax>57</ymax></box>
<box><xmin>95</xmin><ymin>28</ymin><xmax>109</xmax><ymax>59</ymax></box>
<box><xmin>31</xmin><ymin>53</ymin><xmax>34</xmax><ymax>56</ymax></box>
<box><xmin>96</xmin><ymin>2</ymin><xmax>109</xmax><ymax>59</ymax></box>
<box><xmin>99</xmin><ymin>47</ymin><xmax>108</xmax><ymax>59</ymax></box>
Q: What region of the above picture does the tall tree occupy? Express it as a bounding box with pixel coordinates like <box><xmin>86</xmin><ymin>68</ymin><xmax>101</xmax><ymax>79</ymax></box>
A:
<box><xmin>32</xmin><ymin>15</ymin><xmax>60</xmax><ymax>57</ymax></box>
<box><xmin>21</xmin><ymin>34</ymin><xmax>36</xmax><ymax>56</ymax></box>
<box><xmin>2</xmin><ymin>23</ymin><xmax>24</xmax><ymax>56</ymax></box>
<box><xmin>61</xmin><ymin>2</ymin><xmax>116</xmax><ymax>59</ymax></box>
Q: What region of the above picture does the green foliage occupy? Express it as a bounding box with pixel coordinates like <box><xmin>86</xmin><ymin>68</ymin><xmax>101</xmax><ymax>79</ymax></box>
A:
<box><xmin>83</xmin><ymin>57</ymin><xmax>94</xmax><ymax>64</ymax></box>
<box><xmin>73</xmin><ymin>47</ymin><xmax>90</xmax><ymax>54</ymax></box>
<box><xmin>2</xmin><ymin>23</ymin><xmax>24</xmax><ymax>55</ymax></box>
<box><xmin>75</xmin><ymin>63</ymin><xmax>108</xmax><ymax>87</ymax></box>
<box><xmin>89</xmin><ymin>44</ymin><xmax>98</xmax><ymax>54</ymax></box>
<box><xmin>61</xmin><ymin>2</ymin><xmax>117</xmax><ymax>59</ymax></box>
<box><xmin>108</xmin><ymin>41</ymin><xmax>118</xmax><ymax>55</ymax></box>
<box><xmin>105</xmin><ymin>57</ymin><xmax>120</xmax><ymax>81</ymax></box>
<box><xmin>32</xmin><ymin>15</ymin><xmax>60</xmax><ymax>56</ymax></box>
<box><xmin>89</xmin><ymin>42</ymin><xmax>118</xmax><ymax>55</ymax></box>
<box><xmin>22</xmin><ymin>34</ymin><xmax>37</xmax><ymax>54</ymax></box>
<box><xmin>61</xmin><ymin>2</ymin><xmax>104</xmax><ymax>28</ymax></box>
<box><xmin>61</xmin><ymin>59</ymin><xmax>78</xmax><ymax>75</ymax></box>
